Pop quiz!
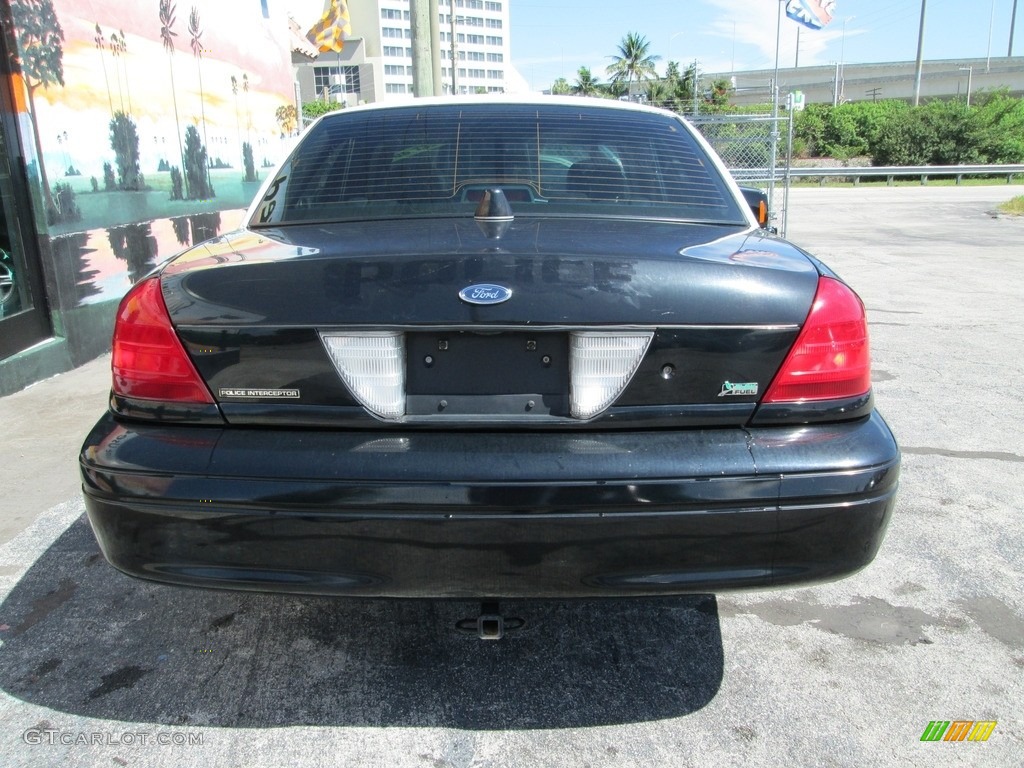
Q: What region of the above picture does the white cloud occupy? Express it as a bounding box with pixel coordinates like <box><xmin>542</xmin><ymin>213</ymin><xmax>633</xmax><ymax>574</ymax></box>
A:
<box><xmin>703</xmin><ymin>0</ymin><xmax>859</xmax><ymax>70</ymax></box>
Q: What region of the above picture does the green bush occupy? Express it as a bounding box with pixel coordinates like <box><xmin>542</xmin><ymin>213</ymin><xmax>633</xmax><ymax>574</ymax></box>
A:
<box><xmin>793</xmin><ymin>94</ymin><xmax>1023</xmax><ymax>166</ymax></box>
<box><xmin>822</xmin><ymin>107</ymin><xmax>868</xmax><ymax>157</ymax></box>
<box><xmin>302</xmin><ymin>100</ymin><xmax>346</xmax><ymax>120</ymax></box>
<box><xmin>971</xmin><ymin>91</ymin><xmax>1024</xmax><ymax>163</ymax></box>
<box><xmin>920</xmin><ymin>100</ymin><xmax>981</xmax><ymax>165</ymax></box>
<box><xmin>871</xmin><ymin>110</ymin><xmax>931</xmax><ymax>166</ymax></box>
<box><xmin>794</xmin><ymin>104</ymin><xmax>827</xmax><ymax>156</ymax></box>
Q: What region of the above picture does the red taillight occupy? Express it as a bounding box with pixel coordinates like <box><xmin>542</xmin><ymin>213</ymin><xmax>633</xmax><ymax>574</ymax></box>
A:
<box><xmin>763</xmin><ymin>277</ymin><xmax>871</xmax><ymax>403</ymax></box>
<box><xmin>111</xmin><ymin>277</ymin><xmax>214</xmax><ymax>403</ymax></box>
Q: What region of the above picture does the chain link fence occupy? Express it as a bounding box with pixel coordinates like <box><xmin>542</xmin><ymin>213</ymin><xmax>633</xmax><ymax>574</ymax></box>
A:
<box><xmin>688</xmin><ymin>113</ymin><xmax>794</xmax><ymax>236</ymax></box>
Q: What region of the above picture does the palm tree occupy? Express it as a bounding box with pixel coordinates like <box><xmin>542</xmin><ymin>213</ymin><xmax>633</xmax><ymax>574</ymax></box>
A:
<box><xmin>572</xmin><ymin>67</ymin><xmax>601</xmax><ymax>97</ymax></box>
<box><xmin>663</xmin><ymin>60</ymin><xmax>684</xmax><ymax>111</ymax></box>
<box><xmin>606</xmin><ymin>32</ymin><xmax>660</xmax><ymax>99</ymax></box>
<box><xmin>159</xmin><ymin>0</ymin><xmax>188</xmax><ymax>197</ymax></box>
<box><xmin>550</xmin><ymin>77</ymin><xmax>571</xmax><ymax>95</ymax></box>
<box><xmin>188</xmin><ymin>7</ymin><xmax>211</xmax><ymax>187</ymax></box>
<box><xmin>646</xmin><ymin>79</ymin><xmax>672</xmax><ymax>109</ymax></box>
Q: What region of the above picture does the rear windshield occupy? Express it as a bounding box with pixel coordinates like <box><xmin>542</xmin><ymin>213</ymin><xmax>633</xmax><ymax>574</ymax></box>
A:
<box><xmin>252</xmin><ymin>103</ymin><xmax>745</xmax><ymax>226</ymax></box>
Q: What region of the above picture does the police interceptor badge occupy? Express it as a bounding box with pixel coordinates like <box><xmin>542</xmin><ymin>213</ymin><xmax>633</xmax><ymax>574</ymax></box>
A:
<box><xmin>219</xmin><ymin>388</ymin><xmax>300</xmax><ymax>399</ymax></box>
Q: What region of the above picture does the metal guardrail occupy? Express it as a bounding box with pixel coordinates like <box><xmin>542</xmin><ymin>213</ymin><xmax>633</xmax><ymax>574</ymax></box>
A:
<box><xmin>733</xmin><ymin>164</ymin><xmax>1024</xmax><ymax>185</ymax></box>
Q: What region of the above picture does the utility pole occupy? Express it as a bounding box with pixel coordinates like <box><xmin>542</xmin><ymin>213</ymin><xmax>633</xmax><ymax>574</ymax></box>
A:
<box><xmin>1010</xmin><ymin>0</ymin><xmax>1018</xmax><ymax>57</ymax></box>
<box><xmin>449</xmin><ymin>4</ymin><xmax>458</xmax><ymax>94</ymax></box>
<box><xmin>409</xmin><ymin>0</ymin><xmax>433</xmax><ymax>97</ymax></box>
<box><xmin>913</xmin><ymin>0</ymin><xmax>927</xmax><ymax>106</ymax></box>
<box><xmin>430</xmin><ymin>0</ymin><xmax>441</xmax><ymax>96</ymax></box>
<box><xmin>987</xmin><ymin>0</ymin><xmax>995</xmax><ymax>72</ymax></box>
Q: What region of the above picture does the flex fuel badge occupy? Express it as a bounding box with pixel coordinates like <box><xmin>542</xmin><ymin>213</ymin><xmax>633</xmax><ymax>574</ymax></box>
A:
<box><xmin>718</xmin><ymin>381</ymin><xmax>759</xmax><ymax>397</ymax></box>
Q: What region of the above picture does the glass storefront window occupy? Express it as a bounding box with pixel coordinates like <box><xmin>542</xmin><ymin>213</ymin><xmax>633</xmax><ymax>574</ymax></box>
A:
<box><xmin>0</xmin><ymin>30</ymin><xmax>51</xmax><ymax>359</ymax></box>
<box><xmin>0</xmin><ymin>153</ymin><xmax>31</xmax><ymax>319</ymax></box>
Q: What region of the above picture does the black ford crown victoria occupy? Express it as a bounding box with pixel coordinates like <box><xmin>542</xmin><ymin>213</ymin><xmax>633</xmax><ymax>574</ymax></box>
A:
<box><xmin>80</xmin><ymin>97</ymin><xmax>899</xmax><ymax>600</ymax></box>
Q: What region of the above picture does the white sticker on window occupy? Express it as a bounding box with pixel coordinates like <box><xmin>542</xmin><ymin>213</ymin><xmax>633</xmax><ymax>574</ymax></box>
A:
<box><xmin>256</xmin><ymin>163</ymin><xmax>290</xmax><ymax>225</ymax></box>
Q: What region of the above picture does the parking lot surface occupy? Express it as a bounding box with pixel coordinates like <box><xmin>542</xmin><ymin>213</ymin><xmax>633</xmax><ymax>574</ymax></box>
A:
<box><xmin>1</xmin><ymin>185</ymin><xmax>1021</xmax><ymax>767</ymax></box>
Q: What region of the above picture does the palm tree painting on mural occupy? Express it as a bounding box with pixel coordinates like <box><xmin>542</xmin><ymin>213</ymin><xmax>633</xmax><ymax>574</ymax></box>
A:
<box><xmin>606</xmin><ymin>32</ymin><xmax>660</xmax><ymax>99</ymax></box>
<box><xmin>93</xmin><ymin>24</ymin><xmax>115</xmax><ymax>118</ymax></box>
<box><xmin>10</xmin><ymin>0</ymin><xmax>66</xmax><ymax>221</ymax></box>
<box><xmin>119</xmin><ymin>31</ymin><xmax>133</xmax><ymax>115</ymax></box>
<box><xmin>159</xmin><ymin>0</ymin><xmax>188</xmax><ymax>199</ymax></box>
<box><xmin>231</xmin><ymin>75</ymin><xmax>243</xmax><ymax>170</ymax></box>
<box><xmin>109</xmin><ymin>30</ymin><xmax>132</xmax><ymax>116</ymax></box>
<box><xmin>189</xmin><ymin>7</ymin><xmax>213</xmax><ymax>193</ymax></box>
<box><xmin>243</xmin><ymin>74</ymin><xmax>252</xmax><ymax>144</ymax></box>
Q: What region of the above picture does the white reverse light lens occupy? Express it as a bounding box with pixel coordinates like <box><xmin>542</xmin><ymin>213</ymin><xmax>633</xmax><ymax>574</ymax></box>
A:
<box><xmin>321</xmin><ymin>332</ymin><xmax>406</xmax><ymax>419</ymax></box>
<box><xmin>570</xmin><ymin>332</ymin><xmax>654</xmax><ymax>419</ymax></box>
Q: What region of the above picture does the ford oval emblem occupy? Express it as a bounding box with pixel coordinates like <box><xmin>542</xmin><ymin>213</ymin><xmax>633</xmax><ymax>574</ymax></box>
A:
<box><xmin>459</xmin><ymin>283</ymin><xmax>512</xmax><ymax>305</ymax></box>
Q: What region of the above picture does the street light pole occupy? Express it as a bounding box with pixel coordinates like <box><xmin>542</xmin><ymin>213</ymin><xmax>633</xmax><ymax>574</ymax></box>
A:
<box><xmin>770</xmin><ymin>0</ymin><xmax>783</xmax><ymax>219</ymax></box>
<box><xmin>839</xmin><ymin>16</ymin><xmax>854</xmax><ymax>104</ymax></box>
<box><xmin>772</xmin><ymin>0</ymin><xmax>782</xmax><ymax>120</ymax></box>
<box><xmin>959</xmin><ymin>66</ymin><xmax>973</xmax><ymax>106</ymax></box>
<box><xmin>731</xmin><ymin>21</ymin><xmax>736</xmax><ymax>73</ymax></box>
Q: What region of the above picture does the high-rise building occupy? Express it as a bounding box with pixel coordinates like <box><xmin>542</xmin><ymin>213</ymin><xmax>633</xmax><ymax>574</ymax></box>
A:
<box><xmin>293</xmin><ymin>0</ymin><xmax>514</xmax><ymax>106</ymax></box>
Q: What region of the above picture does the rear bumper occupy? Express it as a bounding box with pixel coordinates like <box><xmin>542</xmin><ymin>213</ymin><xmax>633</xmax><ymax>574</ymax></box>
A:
<box><xmin>80</xmin><ymin>412</ymin><xmax>899</xmax><ymax>598</ymax></box>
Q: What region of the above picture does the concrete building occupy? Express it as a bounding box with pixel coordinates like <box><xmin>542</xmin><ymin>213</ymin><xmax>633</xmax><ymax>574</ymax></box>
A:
<box><xmin>293</xmin><ymin>0</ymin><xmax>515</xmax><ymax>106</ymax></box>
<box><xmin>709</xmin><ymin>57</ymin><xmax>1024</xmax><ymax>107</ymax></box>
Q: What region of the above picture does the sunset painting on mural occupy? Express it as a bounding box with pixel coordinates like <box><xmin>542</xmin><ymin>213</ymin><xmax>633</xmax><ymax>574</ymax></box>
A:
<box><xmin>9</xmin><ymin>0</ymin><xmax>294</xmax><ymax>235</ymax></box>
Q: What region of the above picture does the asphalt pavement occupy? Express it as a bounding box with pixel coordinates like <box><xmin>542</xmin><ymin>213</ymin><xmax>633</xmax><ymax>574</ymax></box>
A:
<box><xmin>1</xmin><ymin>184</ymin><xmax>1022</xmax><ymax>767</ymax></box>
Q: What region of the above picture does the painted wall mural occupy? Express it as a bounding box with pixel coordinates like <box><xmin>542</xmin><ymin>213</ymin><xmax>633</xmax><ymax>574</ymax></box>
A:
<box><xmin>7</xmin><ymin>0</ymin><xmax>293</xmax><ymax>239</ymax></box>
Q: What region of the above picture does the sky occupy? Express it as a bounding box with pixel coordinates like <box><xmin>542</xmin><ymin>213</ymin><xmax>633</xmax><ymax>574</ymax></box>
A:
<box><xmin>286</xmin><ymin>0</ymin><xmax>1023</xmax><ymax>92</ymax></box>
